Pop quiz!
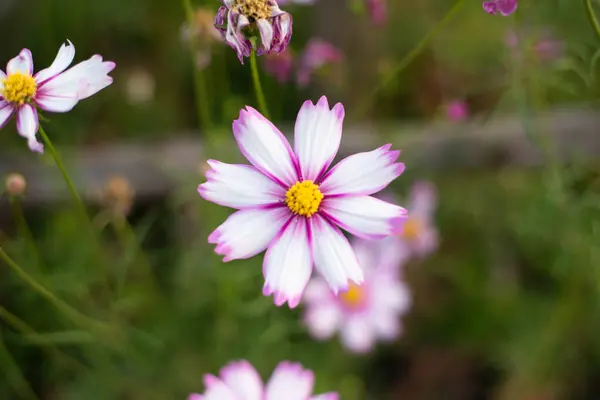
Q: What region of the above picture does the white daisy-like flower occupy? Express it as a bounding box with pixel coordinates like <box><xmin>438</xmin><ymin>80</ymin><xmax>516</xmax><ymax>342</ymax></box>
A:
<box><xmin>198</xmin><ymin>96</ymin><xmax>407</xmax><ymax>308</ymax></box>
<box><xmin>0</xmin><ymin>40</ymin><xmax>115</xmax><ymax>152</ymax></box>
<box><xmin>188</xmin><ymin>360</ymin><xmax>338</xmax><ymax>400</ymax></box>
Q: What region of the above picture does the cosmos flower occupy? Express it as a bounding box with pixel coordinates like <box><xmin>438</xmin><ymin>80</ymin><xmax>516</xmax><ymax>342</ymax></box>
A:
<box><xmin>445</xmin><ymin>100</ymin><xmax>469</xmax><ymax>122</ymax></box>
<box><xmin>482</xmin><ymin>0</ymin><xmax>517</xmax><ymax>16</ymax></box>
<box><xmin>303</xmin><ymin>236</ymin><xmax>411</xmax><ymax>353</ymax></box>
<box><xmin>188</xmin><ymin>360</ymin><xmax>338</xmax><ymax>400</ymax></box>
<box><xmin>399</xmin><ymin>182</ymin><xmax>438</xmax><ymax>258</ymax></box>
<box><xmin>214</xmin><ymin>0</ymin><xmax>293</xmax><ymax>64</ymax></box>
<box><xmin>198</xmin><ymin>96</ymin><xmax>406</xmax><ymax>308</ymax></box>
<box><xmin>296</xmin><ymin>39</ymin><xmax>343</xmax><ymax>88</ymax></box>
<box><xmin>263</xmin><ymin>48</ymin><xmax>294</xmax><ymax>83</ymax></box>
<box><xmin>0</xmin><ymin>41</ymin><xmax>114</xmax><ymax>153</ymax></box>
<box><xmin>366</xmin><ymin>0</ymin><xmax>387</xmax><ymax>25</ymax></box>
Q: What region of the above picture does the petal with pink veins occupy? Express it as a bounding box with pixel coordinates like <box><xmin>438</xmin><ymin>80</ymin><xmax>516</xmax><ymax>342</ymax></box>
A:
<box><xmin>265</xmin><ymin>362</ymin><xmax>314</xmax><ymax>400</ymax></box>
<box><xmin>321</xmin><ymin>195</ymin><xmax>407</xmax><ymax>240</ymax></box>
<box><xmin>220</xmin><ymin>360</ymin><xmax>264</xmax><ymax>400</ymax></box>
<box><xmin>233</xmin><ymin>106</ymin><xmax>299</xmax><ymax>187</ymax></box>
<box><xmin>0</xmin><ymin>100</ymin><xmax>15</xmax><ymax>129</ymax></box>
<box><xmin>319</xmin><ymin>144</ymin><xmax>404</xmax><ymax>196</ymax></box>
<box><xmin>294</xmin><ymin>96</ymin><xmax>344</xmax><ymax>181</ymax></box>
<box><xmin>16</xmin><ymin>105</ymin><xmax>43</xmax><ymax>153</ymax></box>
<box><xmin>310</xmin><ymin>214</ymin><xmax>363</xmax><ymax>294</ymax></box>
<box><xmin>7</xmin><ymin>49</ymin><xmax>33</xmax><ymax>75</ymax></box>
<box><xmin>198</xmin><ymin>160</ymin><xmax>286</xmax><ymax>209</ymax></box>
<box><xmin>208</xmin><ymin>207</ymin><xmax>290</xmax><ymax>262</ymax></box>
<box><xmin>262</xmin><ymin>217</ymin><xmax>312</xmax><ymax>308</ymax></box>
<box><xmin>34</xmin><ymin>40</ymin><xmax>75</xmax><ymax>85</ymax></box>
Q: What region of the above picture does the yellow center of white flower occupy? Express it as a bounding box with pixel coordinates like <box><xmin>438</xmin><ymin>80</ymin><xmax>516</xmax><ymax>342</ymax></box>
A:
<box><xmin>285</xmin><ymin>180</ymin><xmax>323</xmax><ymax>218</ymax></box>
<box><xmin>233</xmin><ymin>0</ymin><xmax>271</xmax><ymax>20</ymax></box>
<box><xmin>339</xmin><ymin>283</ymin><xmax>366</xmax><ymax>309</ymax></box>
<box><xmin>2</xmin><ymin>73</ymin><xmax>37</xmax><ymax>105</ymax></box>
<box><xmin>401</xmin><ymin>217</ymin><xmax>421</xmax><ymax>240</ymax></box>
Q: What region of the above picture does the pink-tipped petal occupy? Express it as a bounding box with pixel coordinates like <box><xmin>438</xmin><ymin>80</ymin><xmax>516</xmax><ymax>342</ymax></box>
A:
<box><xmin>294</xmin><ymin>96</ymin><xmax>344</xmax><ymax>181</ymax></box>
<box><xmin>262</xmin><ymin>217</ymin><xmax>312</xmax><ymax>308</ymax></box>
<box><xmin>198</xmin><ymin>160</ymin><xmax>286</xmax><ymax>209</ymax></box>
<box><xmin>265</xmin><ymin>362</ymin><xmax>314</xmax><ymax>400</ymax></box>
<box><xmin>16</xmin><ymin>105</ymin><xmax>43</xmax><ymax>153</ymax></box>
<box><xmin>220</xmin><ymin>360</ymin><xmax>264</xmax><ymax>400</ymax></box>
<box><xmin>322</xmin><ymin>195</ymin><xmax>407</xmax><ymax>240</ymax></box>
<box><xmin>34</xmin><ymin>40</ymin><xmax>75</xmax><ymax>85</ymax></box>
<box><xmin>7</xmin><ymin>49</ymin><xmax>33</xmax><ymax>75</ymax></box>
<box><xmin>304</xmin><ymin>302</ymin><xmax>342</xmax><ymax>340</ymax></box>
<box><xmin>233</xmin><ymin>106</ymin><xmax>299</xmax><ymax>187</ymax></box>
<box><xmin>320</xmin><ymin>144</ymin><xmax>404</xmax><ymax>196</ymax></box>
<box><xmin>340</xmin><ymin>316</ymin><xmax>375</xmax><ymax>354</ymax></box>
<box><xmin>208</xmin><ymin>207</ymin><xmax>290</xmax><ymax>262</ymax></box>
<box><xmin>309</xmin><ymin>214</ymin><xmax>363</xmax><ymax>294</ymax></box>
<box><xmin>0</xmin><ymin>100</ymin><xmax>15</xmax><ymax>129</ymax></box>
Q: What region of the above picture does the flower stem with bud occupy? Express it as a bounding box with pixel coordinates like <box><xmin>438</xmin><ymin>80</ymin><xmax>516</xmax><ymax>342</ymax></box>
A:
<box><xmin>249</xmin><ymin>37</ymin><xmax>271</xmax><ymax>119</ymax></box>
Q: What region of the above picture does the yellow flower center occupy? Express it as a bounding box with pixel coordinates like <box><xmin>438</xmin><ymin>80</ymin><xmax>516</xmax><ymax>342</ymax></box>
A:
<box><xmin>233</xmin><ymin>0</ymin><xmax>271</xmax><ymax>20</ymax></box>
<box><xmin>339</xmin><ymin>283</ymin><xmax>366</xmax><ymax>309</ymax></box>
<box><xmin>2</xmin><ymin>73</ymin><xmax>37</xmax><ymax>106</ymax></box>
<box><xmin>285</xmin><ymin>180</ymin><xmax>323</xmax><ymax>218</ymax></box>
<box><xmin>401</xmin><ymin>217</ymin><xmax>421</xmax><ymax>240</ymax></box>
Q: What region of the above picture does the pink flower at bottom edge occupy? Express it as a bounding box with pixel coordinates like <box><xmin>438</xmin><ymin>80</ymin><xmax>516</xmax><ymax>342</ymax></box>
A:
<box><xmin>188</xmin><ymin>360</ymin><xmax>338</xmax><ymax>400</ymax></box>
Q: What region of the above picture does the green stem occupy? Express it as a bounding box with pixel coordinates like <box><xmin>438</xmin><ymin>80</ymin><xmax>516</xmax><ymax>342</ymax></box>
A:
<box><xmin>585</xmin><ymin>0</ymin><xmax>600</xmax><ymax>41</ymax></box>
<box><xmin>37</xmin><ymin>125</ymin><xmax>111</xmax><ymax>295</ymax></box>
<box><xmin>0</xmin><ymin>246</ymin><xmax>109</xmax><ymax>336</ymax></box>
<box><xmin>249</xmin><ymin>41</ymin><xmax>271</xmax><ymax>119</ymax></box>
<box><xmin>9</xmin><ymin>195</ymin><xmax>45</xmax><ymax>275</ymax></box>
<box><xmin>0</xmin><ymin>330</ymin><xmax>39</xmax><ymax>400</ymax></box>
<box><xmin>182</xmin><ymin>0</ymin><xmax>213</xmax><ymax>135</ymax></box>
<box><xmin>355</xmin><ymin>0</ymin><xmax>466</xmax><ymax>118</ymax></box>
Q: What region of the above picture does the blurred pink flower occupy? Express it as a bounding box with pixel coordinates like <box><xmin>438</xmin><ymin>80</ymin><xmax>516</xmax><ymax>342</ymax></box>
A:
<box><xmin>483</xmin><ymin>0</ymin><xmax>517</xmax><ymax>16</ymax></box>
<box><xmin>297</xmin><ymin>39</ymin><xmax>344</xmax><ymax>87</ymax></box>
<box><xmin>0</xmin><ymin>40</ymin><xmax>114</xmax><ymax>153</ymax></box>
<box><xmin>445</xmin><ymin>100</ymin><xmax>469</xmax><ymax>122</ymax></box>
<box><xmin>189</xmin><ymin>360</ymin><xmax>338</xmax><ymax>400</ymax></box>
<box><xmin>366</xmin><ymin>0</ymin><xmax>387</xmax><ymax>25</ymax></box>
<box><xmin>399</xmin><ymin>182</ymin><xmax>439</xmax><ymax>258</ymax></box>
<box><xmin>303</xmin><ymin>236</ymin><xmax>411</xmax><ymax>353</ymax></box>
<box><xmin>263</xmin><ymin>49</ymin><xmax>294</xmax><ymax>83</ymax></box>
<box><xmin>214</xmin><ymin>0</ymin><xmax>293</xmax><ymax>64</ymax></box>
<box><xmin>198</xmin><ymin>96</ymin><xmax>407</xmax><ymax>308</ymax></box>
<box><xmin>505</xmin><ymin>29</ymin><xmax>564</xmax><ymax>62</ymax></box>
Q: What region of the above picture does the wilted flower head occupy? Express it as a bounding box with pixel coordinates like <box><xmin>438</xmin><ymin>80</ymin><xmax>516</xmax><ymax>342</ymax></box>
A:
<box><xmin>214</xmin><ymin>0</ymin><xmax>293</xmax><ymax>64</ymax></box>
<box><xmin>0</xmin><ymin>40</ymin><xmax>114</xmax><ymax>153</ymax></box>
<box><xmin>399</xmin><ymin>182</ymin><xmax>438</xmax><ymax>258</ymax></box>
<box><xmin>366</xmin><ymin>0</ymin><xmax>387</xmax><ymax>25</ymax></box>
<box><xmin>303</xmin><ymin>236</ymin><xmax>411</xmax><ymax>353</ymax></box>
<box><xmin>5</xmin><ymin>173</ymin><xmax>26</xmax><ymax>196</ymax></box>
<box><xmin>297</xmin><ymin>39</ymin><xmax>343</xmax><ymax>88</ymax></box>
<box><xmin>198</xmin><ymin>96</ymin><xmax>406</xmax><ymax>308</ymax></box>
<box><xmin>445</xmin><ymin>100</ymin><xmax>469</xmax><ymax>122</ymax></box>
<box><xmin>483</xmin><ymin>0</ymin><xmax>517</xmax><ymax>16</ymax></box>
<box><xmin>189</xmin><ymin>360</ymin><xmax>338</xmax><ymax>400</ymax></box>
<box><xmin>100</xmin><ymin>176</ymin><xmax>135</xmax><ymax>217</ymax></box>
<box><xmin>263</xmin><ymin>48</ymin><xmax>294</xmax><ymax>83</ymax></box>
<box><xmin>181</xmin><ymin>8</ymin><xmax>224</xmax><ymax>70</ymax></box>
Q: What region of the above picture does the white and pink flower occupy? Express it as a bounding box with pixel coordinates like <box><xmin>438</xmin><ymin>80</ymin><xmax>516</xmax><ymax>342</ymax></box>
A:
<box><xmin>198</xmin><ymin>96</ymin><xmax>406</xmax><ymax>308</ymax></box>
<box><xmin>302</xmin><ymin>236</ymin><xmax>411</xmax><ymax>353</ymax></box>
<box><xmin>188</xmin><ymin>360</ymin><xmax>338</xmax><ymax>400</ymax></box>
<box><xmin>214</xmin><ymin>0</ymin><xmax>293</xmax><ymax>64</ymax></box>
<box><xmin>0</xmin><ymin>41</ymin><xmax>114</xmax><ymax>153</ymax></box>
<box><xmin>399</xmin><ymin>182</ymin><xmax>438</xmax><ymax>258</ymax></box>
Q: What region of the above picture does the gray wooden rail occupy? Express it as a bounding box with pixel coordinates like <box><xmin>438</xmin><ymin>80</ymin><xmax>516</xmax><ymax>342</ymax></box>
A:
<box><xmin>0</xmin><ymin>106</ymin><xmax>598</xmax><ymax>206</ymax></box>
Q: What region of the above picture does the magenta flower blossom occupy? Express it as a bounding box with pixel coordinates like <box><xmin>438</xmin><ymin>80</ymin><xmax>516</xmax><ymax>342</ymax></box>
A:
<box><xmin>263</xmin><ymin>49</ymin><xmax>294</xmax><ymax>83</ymax></box>
<box><xmin>400</xmin><ymin>182</ymin><xmax>438</xmax><ymax>258</ymax></box>
<box><xmin>296</xmin><ymin>39</ymin><xmax>343</xmax><ymax>88</ymax></box>
<box><xmin>366</xmin><ymin>0</ymin><xmax>387</xmax><ymax>25</ymax></box>
<box><xmin>214</xmin><ymin>0</ymin><xmax>292</xmax><ymax>64</ymax></box>
<box><xmin>483</xmin><ymin>0</ymin><xmax>517</xmax><ymax>16</ymax></box>
<box><xmin>0</xmin><ymin>41</ymin><xmax>114</xmax><ymax>152</ymax></box>
<box><xmin>445</xmin><ymin>100</ymin><xmax>469</xmax><ymax>122</ymax></box>
<box><xmin>188</xmin><ymin>360</ymin><xmax>338</xmax><ymax>400</ymax></box>
<box><xmin>198</xmin><ymin>96</ymin><xmax>407</xmax><ymax>308</ymax></box>
<box><xmin>303</xmin><ymin>236</ymin><xmax>411</xmax><ymax>353</ymax></box>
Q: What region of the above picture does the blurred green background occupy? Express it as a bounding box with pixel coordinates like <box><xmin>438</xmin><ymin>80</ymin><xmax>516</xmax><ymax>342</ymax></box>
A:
<box><xmin>1</xmin><ymin>0</ymin><xmax>600</xmax><ymax>399</ymax></box>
